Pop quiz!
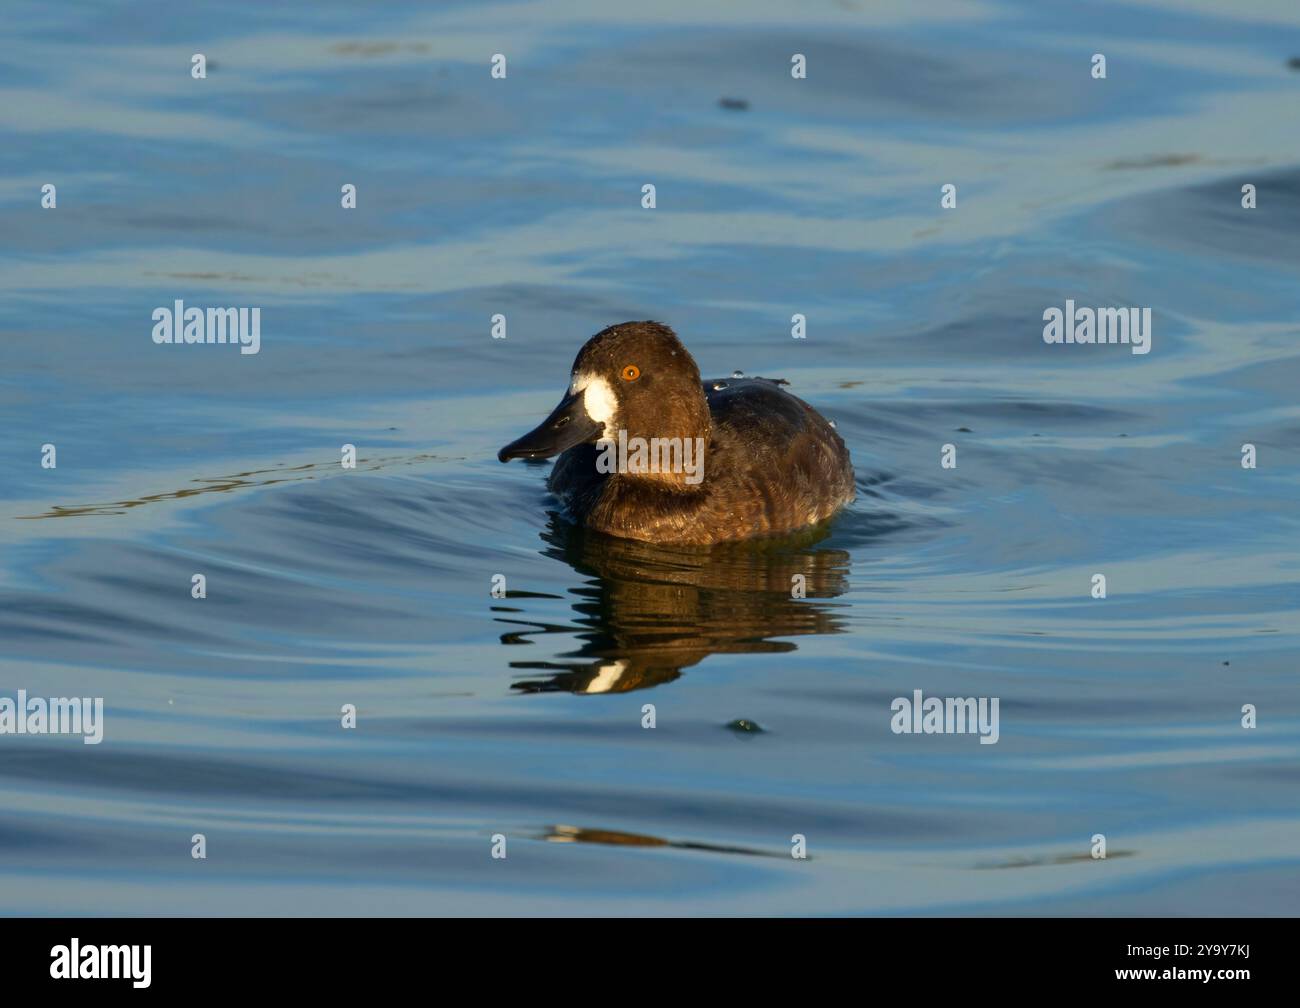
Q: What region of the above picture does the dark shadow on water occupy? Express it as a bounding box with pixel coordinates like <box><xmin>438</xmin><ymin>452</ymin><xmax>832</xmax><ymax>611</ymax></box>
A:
<box><xmin>497</xmin><ymin>512</ymin><xmax>894</xmax><ymax>695</ymax></box>
<box><xmin>15</xmin><ymin>453</ymin><xmax>444</xmax><ymax>518</ymax></box>
<box><xmin>973</xmin><ymin>849</ymin><xmax>1136</xmax><ymax>870</ymax></box>
<box><xmin>536</xmin><ymin>823</ymin><xmax>785</xmax><ymax>858</ymax></box>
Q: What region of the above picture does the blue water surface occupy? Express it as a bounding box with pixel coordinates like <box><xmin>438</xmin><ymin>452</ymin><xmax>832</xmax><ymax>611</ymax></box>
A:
<box><xmin>1</xmin><ymin>0</ymin><xmax>1298</xmax><ymax>915</ymax></box>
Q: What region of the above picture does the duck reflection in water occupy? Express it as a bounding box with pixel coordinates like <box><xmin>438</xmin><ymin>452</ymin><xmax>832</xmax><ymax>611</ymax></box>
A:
<box><xmin>496</xmin><ymin>515</ymin><xmax>853</xmax><ymax>694</ymax></box>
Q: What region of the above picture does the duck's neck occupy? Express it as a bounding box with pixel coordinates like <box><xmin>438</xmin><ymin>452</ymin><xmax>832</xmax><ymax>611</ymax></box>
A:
<box><xmin>598</xmin><ymin>424</ymin><xmax>711</xmax><ymax>493</ymax></box>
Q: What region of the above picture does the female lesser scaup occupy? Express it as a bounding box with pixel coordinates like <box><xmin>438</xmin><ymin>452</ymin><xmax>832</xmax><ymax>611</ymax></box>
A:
<box><xmin>498</xmin><ymin>321</ymin><xmax>854</xmax><ymax>545</ymax></box>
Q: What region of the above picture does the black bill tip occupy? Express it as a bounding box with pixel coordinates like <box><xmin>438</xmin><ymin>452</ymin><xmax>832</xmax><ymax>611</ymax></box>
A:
<box><xmin>498</xmin><ymin>389</ymin><xmax>602</xmax><ymax>463</ymax></box>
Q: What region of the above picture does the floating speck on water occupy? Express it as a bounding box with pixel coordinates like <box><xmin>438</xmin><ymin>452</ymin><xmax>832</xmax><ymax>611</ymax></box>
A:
<box><xmin>718</xmin><ymin>96</ymin><xmax>749</xmax><ymax>110</ymax></box>
<box><xmin>1223</xmin><ymin>661</ymin><xmax>1231</xmax><ymax>666</ymax></box>
<box><xmin>726</xmin><ymin>719</ymin><xmax>765</xmax><ymax>734</ymax></box>
<box><xmin>956</xmin><ymin>426</ymin><xmax>972</xmax><ymax>432</ymax></box>
<box><xmin>732</xmin><ymin>370</ymin><xmax>745</xmax><ymax>379</ymax></box>
<box><xmin>1288</xmin><ymin>56</ymin><xmax>1300</xmax><ymax>70</ymax></box>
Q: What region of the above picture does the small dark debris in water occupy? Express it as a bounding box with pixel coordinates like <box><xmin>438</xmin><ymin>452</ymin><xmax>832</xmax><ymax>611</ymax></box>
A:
<box><xmin>1288</xmin><ymin>57</ymin><xmax>1300</xmax><ymax>70</ymax></box>
<box><xmin>1223</xmin><ymin>661</ymin><xmax>1230</xmax><ymax>666</ymax></box>
<box><xmin>977</xmin><ymin>848</ymin><xmax>1135</xmax><ymax>870</ymax></box>
<box><xmin>956</xmin><ymin>426</ymin><xmax>972</xmax><ymax>433</ymax></box>
<box><xmin>718</xmin><ymin>97</ymin><xmax>749</xmax><ymax>110</ymax></box>
<box><xmin>726</xmin><ymin>719</ymin><xmax>765</xmax><ymax>734</ymax></box>
<box><xmin>1118</xmin><ymin>433</ymin><xmax>1129</xmax><ymax>437</ymax></box>
<box><xmin>1105</xmin><ymin>153</ymin><xmax>1198</xmax><ymax>170</ymax></box>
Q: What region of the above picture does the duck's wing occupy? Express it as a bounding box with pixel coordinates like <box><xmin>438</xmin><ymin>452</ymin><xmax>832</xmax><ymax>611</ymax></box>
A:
<box><xmin>701</xmin><ymin>377</ymin><xmax>855</xmax><ymax>522</ymax></box>
<box><xmin>701</xmin><ymin>377</ymin><xmax>816</xmax><ymax>444</ymax></box>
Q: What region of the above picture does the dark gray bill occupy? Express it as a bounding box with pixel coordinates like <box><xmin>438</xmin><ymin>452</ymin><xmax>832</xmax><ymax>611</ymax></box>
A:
<box><xmin>498</xmin><ymin>389</ymin><xmax>603</xmax><ymax>462</ymax></box>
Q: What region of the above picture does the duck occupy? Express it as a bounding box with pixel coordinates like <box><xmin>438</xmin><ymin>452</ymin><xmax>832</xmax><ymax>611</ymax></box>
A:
<box><xmin>497</xmin><ymin>321</ymin><xmax>854</xmax><ymax>545</ymax></box>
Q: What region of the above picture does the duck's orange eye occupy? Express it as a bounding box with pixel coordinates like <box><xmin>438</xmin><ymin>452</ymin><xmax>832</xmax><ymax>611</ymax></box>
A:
<box><xmin>621</xmin><ymin>364</ymin><xmax>641</xmax><ymax>382</ymax></box>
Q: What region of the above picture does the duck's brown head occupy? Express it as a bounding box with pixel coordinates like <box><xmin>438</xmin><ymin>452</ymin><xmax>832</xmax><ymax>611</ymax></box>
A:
<box><xmin>498</xmin><ymin>321</ymin><xmax>711</xmax><ymax>488</ymax></box>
